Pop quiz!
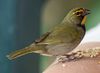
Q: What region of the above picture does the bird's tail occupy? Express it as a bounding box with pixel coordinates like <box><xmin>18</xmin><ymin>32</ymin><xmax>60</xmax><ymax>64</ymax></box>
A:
<box><xmin>6</xmin><ymin>44</ymin><xmax>41</xmax><ymax>60</ymax></box>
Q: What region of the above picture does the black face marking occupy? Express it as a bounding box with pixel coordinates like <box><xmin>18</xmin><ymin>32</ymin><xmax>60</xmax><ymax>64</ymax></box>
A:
<box><xmin>77</xmin><ymin>24</ymin><xmax>86</xmax><ymax>32</ymax></box>
<box><xmin>76</xmin><ymin>11</ymin><xmax>83</xmax><ymax>16</ymax></box>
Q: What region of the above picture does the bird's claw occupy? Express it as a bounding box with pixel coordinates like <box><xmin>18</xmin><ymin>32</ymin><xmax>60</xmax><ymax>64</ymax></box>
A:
<box><xmin>57</xmin><ymin>52</ymin><xmax>83</xmax><ymax>63</ymax></box>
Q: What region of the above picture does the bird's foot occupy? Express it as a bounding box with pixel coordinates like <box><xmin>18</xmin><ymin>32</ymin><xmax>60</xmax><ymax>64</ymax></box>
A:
<box><xmin>57</xmin><ymin>48</ymin><xmax>100</xmax><ymax>63</ymax></box>
<box><xmin>57</xmin><ymin>52</ymin><xmax>83</xmax><ymax>63</ymax></box>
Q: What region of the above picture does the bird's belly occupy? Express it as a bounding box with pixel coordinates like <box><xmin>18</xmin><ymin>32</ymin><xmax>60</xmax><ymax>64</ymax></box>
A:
<box><xmin>46</xmin><ymin>41</ymin><xmax>80</xmax><ymax>56</ymax></box>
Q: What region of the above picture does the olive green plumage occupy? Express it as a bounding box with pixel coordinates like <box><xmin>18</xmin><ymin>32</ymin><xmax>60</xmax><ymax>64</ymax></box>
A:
<box><xmin>7</xmin><ymin>7</ymin><xmax>90</xmax><ymax>60</ymax></box>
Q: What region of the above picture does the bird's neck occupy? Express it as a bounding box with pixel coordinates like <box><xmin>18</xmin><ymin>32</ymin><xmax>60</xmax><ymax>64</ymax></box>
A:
<box><xmin>61</xmin><ymin>15</ymin><xmax>86</xmax><ymax>32</ymax></box>
<box><xmin>62</xmin><ymin>15</ymin><xmax>85</xmax><ymax>26</ymax></box>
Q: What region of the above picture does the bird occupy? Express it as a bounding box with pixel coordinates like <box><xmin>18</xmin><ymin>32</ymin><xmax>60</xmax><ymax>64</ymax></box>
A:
<box><xmin>7</xmin><ymin>7</ymin><xmax>90</xmax><ymax>60</ymax></box>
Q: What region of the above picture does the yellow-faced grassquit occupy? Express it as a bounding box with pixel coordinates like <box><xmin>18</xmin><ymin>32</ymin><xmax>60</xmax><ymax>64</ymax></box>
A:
<box><xmin>7</xmin><ymin>7</ymin><xmax>90</xmax><ymax>61</ymax></box>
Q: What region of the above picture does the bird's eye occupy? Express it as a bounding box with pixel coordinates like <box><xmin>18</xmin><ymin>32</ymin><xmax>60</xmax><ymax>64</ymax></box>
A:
<box><xmin>75</xmin><ymin>11</ymin><xmax>83</xmax><ymax>16</ymax></box>
<box><xmin>76</xmin><ymin>12</ymin><xmax>80</xmax><ymax>15</ymax></box>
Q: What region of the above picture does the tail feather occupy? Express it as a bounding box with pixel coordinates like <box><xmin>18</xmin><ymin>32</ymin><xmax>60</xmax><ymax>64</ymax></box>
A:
<box><xmin>7</xmin><ymin>47</ymin><xmax>34</xmax><ymax>60</ymax></box>
<box><xmin>7</xmin><ymin>44</ymin><xmax>41</xmax><ymax>60</ymax></box>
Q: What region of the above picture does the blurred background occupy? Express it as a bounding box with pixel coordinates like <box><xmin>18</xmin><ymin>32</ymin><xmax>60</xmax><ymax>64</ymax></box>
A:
<box><xmin>0</xmin><ymin>0</ymin><xmax>100</xmax><ymax>73</ymax></box>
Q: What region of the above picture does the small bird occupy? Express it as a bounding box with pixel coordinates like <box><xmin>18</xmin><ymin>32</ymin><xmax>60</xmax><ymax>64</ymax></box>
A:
<box><xmin>7</xmin><ymin>7</ymin><xmax>90</xmax><ymax>60</ymax></box>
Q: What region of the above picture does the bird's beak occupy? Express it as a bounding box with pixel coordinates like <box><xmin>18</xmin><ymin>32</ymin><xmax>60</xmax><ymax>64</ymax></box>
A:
<box><xmin>84</xmin><ymin>9</ymin><xmax>90</xmax><ymax>16</ymax></box>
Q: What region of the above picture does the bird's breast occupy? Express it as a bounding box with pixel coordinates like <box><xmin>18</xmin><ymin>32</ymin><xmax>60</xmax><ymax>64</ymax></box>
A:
<box><xmin>43</xmin><ymin>25</ymin><xmax>85</xmax><ymax>55</ymax></box>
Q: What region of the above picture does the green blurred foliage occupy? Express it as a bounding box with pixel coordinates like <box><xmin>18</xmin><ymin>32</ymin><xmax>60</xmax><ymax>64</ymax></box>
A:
<box><xmin>86</xmin><ymin>1</ymin><xmax>100</xmax><ymax>30</ymax></box>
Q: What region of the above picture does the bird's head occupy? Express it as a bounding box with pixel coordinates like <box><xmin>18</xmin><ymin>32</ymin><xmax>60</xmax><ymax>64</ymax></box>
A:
<box><xmin>63</xmin><ymin>7</ymin><xmax>90</xmax><ymax>26</ymax></box>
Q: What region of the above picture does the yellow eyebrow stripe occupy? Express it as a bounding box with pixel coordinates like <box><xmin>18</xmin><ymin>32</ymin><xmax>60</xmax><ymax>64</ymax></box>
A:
<box><xmin>75</xmin><ymin>10</ymin><xmax>84</xmax><ymax>13</ymax></box>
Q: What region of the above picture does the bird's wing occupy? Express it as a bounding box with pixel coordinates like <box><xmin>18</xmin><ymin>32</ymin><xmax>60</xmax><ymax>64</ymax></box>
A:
<box><xmin>34</xmin><ymin>32</ymin><xmax>51</xmax><ymax>44</ymax></box>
